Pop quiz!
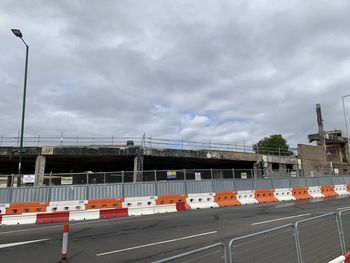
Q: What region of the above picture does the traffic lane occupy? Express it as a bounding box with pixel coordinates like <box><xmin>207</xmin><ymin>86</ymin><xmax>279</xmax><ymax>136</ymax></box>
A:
<box><xmin>1</xmin><ymin>196</ymin><xmax>350</xmax><ymax>263</ymax></box>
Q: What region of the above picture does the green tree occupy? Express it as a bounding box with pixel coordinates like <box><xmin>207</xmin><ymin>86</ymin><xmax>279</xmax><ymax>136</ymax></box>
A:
<box><xmin>253</xmin><ymin>134</ymin><xmax>292</xmax><ymax>156</ymax></box>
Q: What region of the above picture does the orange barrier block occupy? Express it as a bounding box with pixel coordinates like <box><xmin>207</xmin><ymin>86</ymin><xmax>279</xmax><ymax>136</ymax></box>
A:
<box><xmin>292</xmin><ymin>187</ymin><xmax>311</xmax><ymax>200</ymax></box>
<box><xmin>86</xmin><ymin>198</ymin><xmax>123</xmax><ymax>209</ymax></box>
<box><xmin>156</xmin><ymin>194</ymin><xmax>187</xmax><ymax>205</ymax></box>
<box><xmin>6</xmin><ymin>202</ymin><xmax>48</xmax><ymax>215</ymax></box>
<box><xmin>255</xmin><ymin>190</ymin><xmax>278</xmax><ymax>203</ymax></box>
<box><xmin>347</xmin><ymin>184</ymin><xmax>350</xmax><ymax>193</ymax></box>
<box><xmin>214</xmin><ymin>192</ymin><xmax>241</xmax><ymax>207</ymax></box>
<box><xmin>321</xmin><ymin>185</ymin><xmax>337</xmax><ymax>198</ymax></box>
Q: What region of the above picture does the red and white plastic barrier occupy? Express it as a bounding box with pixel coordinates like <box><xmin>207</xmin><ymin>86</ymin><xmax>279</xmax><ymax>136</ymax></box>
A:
<box><xmin>3</xmin><ymin>181</ymin><xmax>350</xmax><ymax>226</ymax></box>
<box><xmin>47</xmin><ymin>200</ymin><xmax>87</xmax><ymax>212</ymax></box>
<box><xmin>69</xmin><ymin>209</ymin><xmax>100</xmax><ymax>221</ymax></box>
<box><xmin>308</xmin><ymin>186</ymin><xmax>324</xmax><ymax>198</ymax></box>
<box><xmin>334</xmin><ymin>185</ymin><xmax>350</xmax><ymax>196</ymax></box>
<box><xmin>236</xmin><ymin>190</ymin><xmax>258</xmax><ymax>205</ymax></box>
<box><xmin>274</xmin><ymin>188</ymin><xmax>296</xmax><ymax>201</ymax></box>
<box><xmin>122</xmin><ymin>196</ymin><xmax>156</xmax><ymax>216</ymax></box>
<box><xmin>153</xmin><ymin>204</ymin><xmax>177</xmax><ymax>214</ymax></box>
<box><xmin>0</xmin><ymin>203</ymin><xmax>9</xmax><ymax>214</ymax></box>
<box><xmin>1</xmin><ymin>213</ymin><xmax>37</xmax><ymax>225</ymax></box>
<box><xmin>186</xmin><ymin>193</ymin><xmax>219</xmax><ymax>209</ymax></box>
<box><xmin>328</xmin><ymin>251</ymin><xmax>350</xmax><ymax>263</ymax></box>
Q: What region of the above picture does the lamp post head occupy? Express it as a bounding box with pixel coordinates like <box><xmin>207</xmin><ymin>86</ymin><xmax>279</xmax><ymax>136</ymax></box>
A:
<box><xmin>11</xmin><ymin>29</ymin><xmax>23</xmax><ymax>38</ymax></box>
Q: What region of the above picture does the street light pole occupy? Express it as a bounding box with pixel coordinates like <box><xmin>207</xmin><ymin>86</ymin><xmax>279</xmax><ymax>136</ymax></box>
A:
<box><xmin>11</xmin><ymin>29</ymin><xmax>29</xmax><ymax>187</ymax></box>
<box><xmin>342</xmin><ymin>95</ymin><xmax>350</xmax><ymax>163</ymax></box>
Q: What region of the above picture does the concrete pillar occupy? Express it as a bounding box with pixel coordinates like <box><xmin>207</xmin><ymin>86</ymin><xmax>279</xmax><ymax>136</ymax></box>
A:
<box><xmin>133</xmin><ymin>154</ymin><xmax>143</xmax><ymax>182</ymax></box>
<box><xmin>34</xmin><ymin>155</ymin><xmax>46</xmax><ymax>186</ymax></box>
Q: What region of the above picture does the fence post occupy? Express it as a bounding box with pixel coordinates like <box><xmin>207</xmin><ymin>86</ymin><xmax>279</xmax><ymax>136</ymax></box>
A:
<box><xmin>336</xmin><ymin>211</ymin><xmax>346</xmax><ymax>254</ymax></box>
<box><xmin>49</xmin><ymin>171</ymin><xmax>52</xmax><ymax>186</ymax></box>
<box><xmin>48</xmin><ymin>186</ymin><xmax>52</xmax><ymax>202</ymax></box>
<box><xmin>154</xmin><ymin>170</ymin><xmax>157</xmax><ymax>182</ymax></box>
<box><xmin>210</xmin><ymin>168</ymin><xmax>214</xmax><ymax>180</ymax></box>
<box><xmin>270</xmin><ymin>178</ymin><xmax>275</xmax><ymax>189</ymax></box>
<box><xmin>103</xmin><ymin>172</ymin><xmax>106</xmax><ymax>184</ymax></box>
<box><xmin>232</xmin><ymin>168</ymin><xmax>235</xmax><ymax>179</ymax></box>
<box><xmin>9</xmin><ymin>187</ymin><xmax>13</xmax><ymax>203</ymax></box>
<box><xmin>122</xmin><ymin>182</ymin><xmax>125</xmax><ymax>198</ymax></box>
<box><xmin>155</xmin><ymin>180</ymin><xmax>158</xmax><ymax>196</ymax></box>
<box><xmin>122</xmin><ymin>171</ymin><xmax>125</xmax><ymax>183</ymax></box>
<box><xmin>183</xmin><ymin>169</ymin><xmax>187</xmax><ymax>181</ymax></box>
<box><xmin>86</xmin><ymin>184</ymin><xmax>89</xmax><ymax>201</ymax></box>
<box><xmin>232</xmin><ymin>176</ymin><xmax>237</xmax><ymax>193</ymax></box>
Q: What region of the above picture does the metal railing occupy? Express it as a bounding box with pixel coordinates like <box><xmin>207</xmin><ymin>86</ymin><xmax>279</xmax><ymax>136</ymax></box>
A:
<box><xmin>294</xmin><ymin>213</ymin><xmax>344</xmax><ymax>263</ymax></box>
<box><xmin>0</xmin><ymin>168</ymin><xmax>300</xmax><ymax>187</ymax></box>
<box><xmin>0</xmin><ymin>135</ymin><xmax>297</xmax><ymax>156</ymax></box>
<box><xmin>229</xmin><ymin>224</ymin><xmax>298</xmax><ymax>263</ymax></box>
<box><xmin>155</xmin><ymin>208</ymin><xmax>350</xmax><ymax>263</ymax></box>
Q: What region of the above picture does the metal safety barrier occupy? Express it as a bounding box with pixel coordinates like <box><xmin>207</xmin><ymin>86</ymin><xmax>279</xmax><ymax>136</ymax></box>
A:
<box><xmin>154</xmin><ymin>209</ymin><xmax>350</xmax><ymax>263</ymax></box>
<box><xmin>294</xmin><ymin>213</ymin><xmax>344</xmax><ymax>263</ymax></box>
<box><xmin>229</xmin><ymin>224</ymin><xmax>298</xmax><ymax>263</ymax></box>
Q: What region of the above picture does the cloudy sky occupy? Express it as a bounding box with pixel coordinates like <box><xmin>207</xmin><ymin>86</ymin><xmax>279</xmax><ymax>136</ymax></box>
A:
<box><xmin>1</xmin><ymin>0</ymin><xmax>350</xmax><ymax>147</ymax></box>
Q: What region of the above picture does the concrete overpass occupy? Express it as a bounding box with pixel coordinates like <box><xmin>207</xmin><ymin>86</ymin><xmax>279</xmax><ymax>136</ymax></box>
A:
<box><xmin>0</xmin><ymin>145</ymin><xmax>300</xmax><ymax>186</ymax></box>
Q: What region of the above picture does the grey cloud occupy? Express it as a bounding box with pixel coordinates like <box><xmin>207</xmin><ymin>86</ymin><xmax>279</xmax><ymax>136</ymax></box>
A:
<box><xmin>1</xmin><ymin>0</ymin><xmax>350</xmax><ymax>147</ymax></box>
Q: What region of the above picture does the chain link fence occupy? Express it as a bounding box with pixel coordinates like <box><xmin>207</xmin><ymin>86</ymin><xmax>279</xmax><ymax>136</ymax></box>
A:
<box><xmin>0</xmin><ymin>168</ymin><xmax>300</xmax><ymax>188</ymax></box>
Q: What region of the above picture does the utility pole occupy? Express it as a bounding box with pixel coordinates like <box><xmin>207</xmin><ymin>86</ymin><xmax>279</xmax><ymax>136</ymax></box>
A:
<box><xmin>316</xmin><ymin>104</ymin><xmax>326</xmax><ymax>150</ymax></box>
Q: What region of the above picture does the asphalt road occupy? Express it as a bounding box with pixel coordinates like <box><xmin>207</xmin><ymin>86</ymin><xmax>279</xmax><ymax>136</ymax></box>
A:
<box><xmin>1</xmin><ymin>197</ymin><xmax>350</xmax><ymax>263</ymax></box>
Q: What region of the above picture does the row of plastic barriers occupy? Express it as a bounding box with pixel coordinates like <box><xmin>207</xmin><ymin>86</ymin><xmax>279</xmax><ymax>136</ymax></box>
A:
<box><xmin>1</xmin><ymin>184</ymin><xmax>350</xmax><ymax>226</ymax></box>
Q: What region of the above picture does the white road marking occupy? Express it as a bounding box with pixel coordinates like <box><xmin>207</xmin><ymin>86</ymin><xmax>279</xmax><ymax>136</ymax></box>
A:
<box><xmin>0</xmin><ymin>216</ymin><xmax>132</xmax><ymax>235</ymax></box>
<box><xmin>96</xmin><ymin>231</ymin><xmax>218</xmax><ymax>256</ymax></box>
<box><xmin>252</xmin><ymin>213</ymin><xmax>311</xmax><ymax>225</ymax></box>
<box><xmin>0</xmin><ymin>238</ymin><xmax>50</xmax><ymax>249</ymax></box>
